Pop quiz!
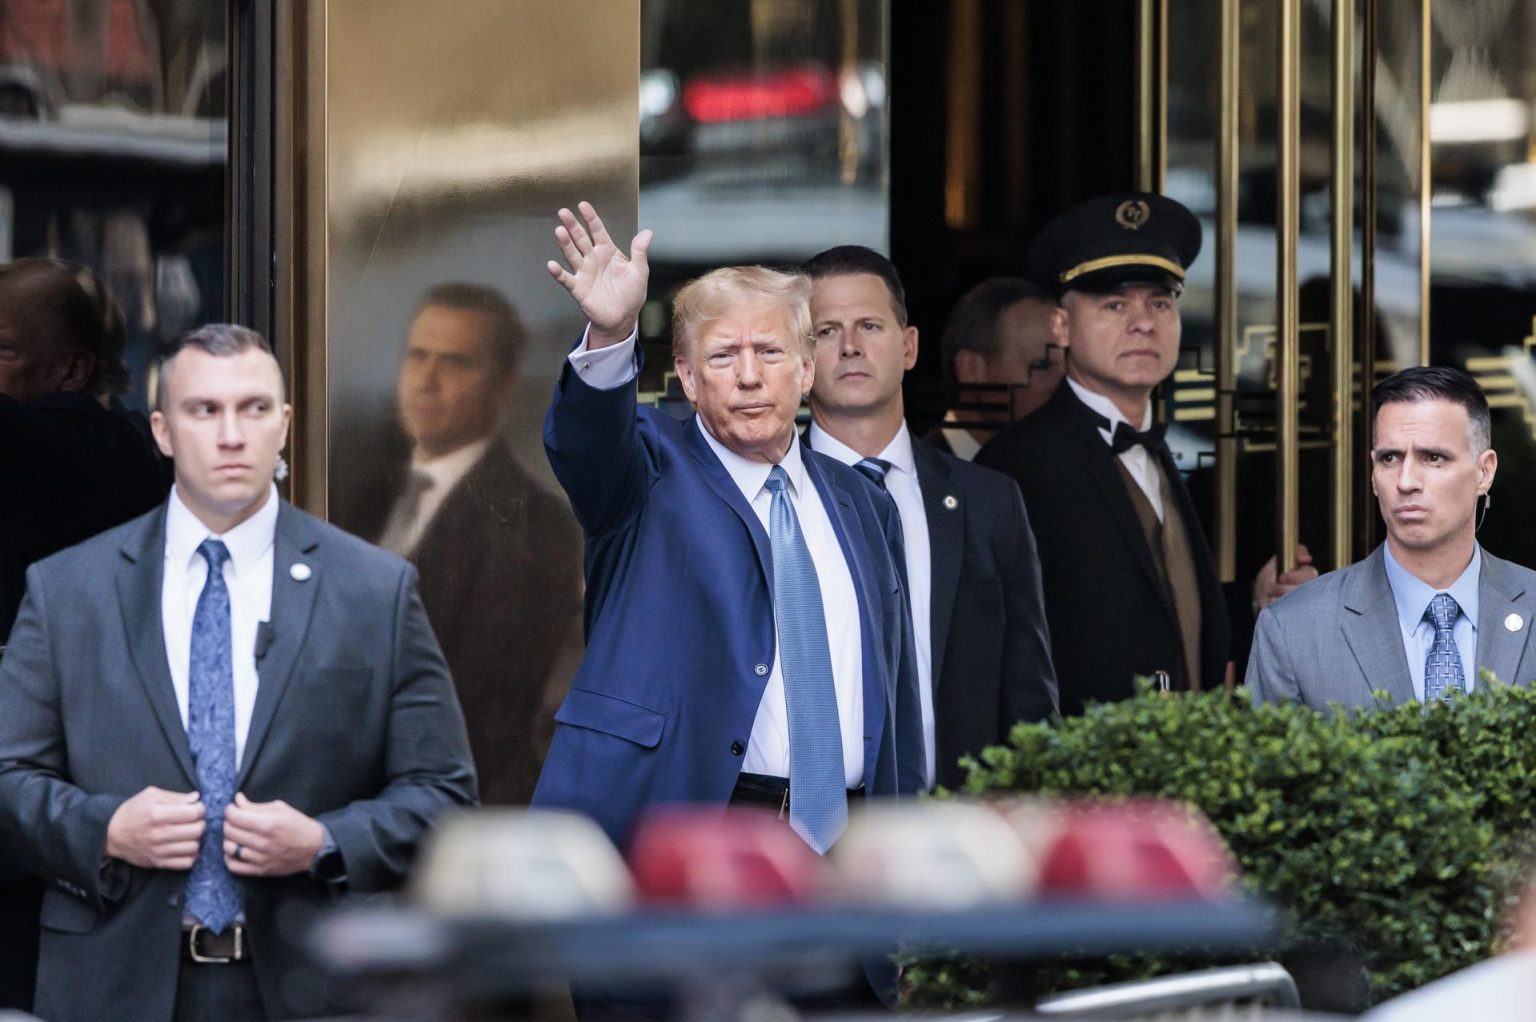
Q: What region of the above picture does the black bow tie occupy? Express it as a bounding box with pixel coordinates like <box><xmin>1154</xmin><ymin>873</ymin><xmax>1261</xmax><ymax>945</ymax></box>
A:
<box><xmin>1107</xmin><ymin>419</ymin><xmax>1168</xmax><ymax>455</ymax></box>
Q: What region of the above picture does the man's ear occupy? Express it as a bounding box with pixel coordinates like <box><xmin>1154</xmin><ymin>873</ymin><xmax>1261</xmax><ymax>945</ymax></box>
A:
<box><xmin>902</xmin><ymin>325</ymin><xmax>919</xmax><ymax>371</ymax></box>
<box><xmin>953</xmin><ymin>349</ymin><xmax>988</xmax><ymax>385</ymax></box>
<box><xmin>150</xmin><ymin>409</ymin><xmax>174</xmax><ymax>459</ymax></box>
<box><xmin>1050</xmin><ymin>305</ymin><xmax>1070</xmax><ymax>350</ymax></box>
<box><xmin>675</xmin><ymin>355</ymin><xmax>697</xmax><ymax>404</ymax></box>
<box><xmin>1477</xmin><ymin>448</ymin><xmax>1498</xmax><ymax>494</ymax></box>
<box><xmin>59</xmin><ymin>350</ymin><xmax>95</xmax><ymax>393</ymax></box>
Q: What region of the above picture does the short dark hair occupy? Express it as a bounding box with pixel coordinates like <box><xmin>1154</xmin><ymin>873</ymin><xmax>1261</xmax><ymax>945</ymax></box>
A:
<box><xmin>939</xmin><ymin>277</ymin><xmax>1053</xmax><ymax>383</ymax></box>
<box><xmin>415</xmin><ymin>282</ymin><xmax>525</xmax><ymax>371</ymax></box>
<box><xmin>1372</xmin><ymin>365</ymin><xmax>1491</xmax><ymax>452</ymax></box>
<box><xmin>153</xmin><ymin>323</ymin><xmax>275</xmax><ymax>411</ymax></box>
<box><xmin>802</xmin><ymin>245</ymin><xmax>908</xmax><ymax>327</ymax></box>
<box><xmin>0</xmin><ymin>257</ymin><xmax>128</xmax><ymax>396</ymax></box>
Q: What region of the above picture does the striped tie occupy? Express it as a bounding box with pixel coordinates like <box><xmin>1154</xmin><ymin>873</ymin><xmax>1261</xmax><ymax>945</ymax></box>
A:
<box><xmin>764</xmin><ymin>466</ymin><xmax>847</xmax><ymax>854</ymax></box>
<box><xmin>853</xmin><ymin>457</ymin><xmax>908</xmax><ymax>589</ymax></box>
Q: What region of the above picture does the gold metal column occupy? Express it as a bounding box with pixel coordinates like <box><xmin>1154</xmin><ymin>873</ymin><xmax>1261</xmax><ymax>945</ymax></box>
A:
<box><xmin>1330</xmin><ymin>0</ymin><xmax>1356</xmax><ymax>570</ymax></box>
<box><xmin>1359</xmin><ymin>0</ymin><xmax>1381</xmax><ymax>552</ymax></box>
<box><xmin>1418</xmin><ymin>0</ymin><xmax>1433</xmax><ymax>365</ymax></box>
<box><xmin>1276</xmin><ymin>0</ymin><xmax>1301</xmax><ymax>571</ymax></box>
<box><xmin>1135</xmin><ymin>0</ymin><xmax>1167</xmax><ymax>192</ymax></box>
<box><xmin>1214</xmin><ymin>0</ymin><xmax>1240</xmax><ymax>583</ymax></box>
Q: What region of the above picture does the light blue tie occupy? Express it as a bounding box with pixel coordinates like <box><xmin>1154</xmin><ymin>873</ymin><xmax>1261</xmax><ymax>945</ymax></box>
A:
<box><xmin>185</xmin><ymin>539</ymin><xmax>243</xmax><ymax>932</ymax></box>
<box><xmin>764</xmin><ymin>466</ymin><xmax>847</xmax><ymax>854</ymax></box>
<box><xmin>1424</xmin><ymin>592</ymin><xmax>1467</xmax><ymax>703</ymax></box>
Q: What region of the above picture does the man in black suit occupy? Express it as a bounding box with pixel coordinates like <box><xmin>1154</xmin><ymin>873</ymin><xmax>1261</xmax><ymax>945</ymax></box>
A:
<box><xmin>0</xmin><ymin>324</ymin><xmax>476</xmax><ymax>1021</ymax></box>
<box><xmin>803</xmin><ymin>246</ymin><xmax>1057</xmax><ymax>789</ymax></box>
<box><xmin>0</xmin><ymin>257</ymin><xmax>171</xmax><ymax>1013</ymax></box>
<box><xmin>375</xmin><ymin>283</ymin><xmax>582</xmax><ymax>805</ymax></box>
<box><xmin>976</xmin><ymin>193</ymin><xmax>1237</xmax><ymax>712</ymax></box>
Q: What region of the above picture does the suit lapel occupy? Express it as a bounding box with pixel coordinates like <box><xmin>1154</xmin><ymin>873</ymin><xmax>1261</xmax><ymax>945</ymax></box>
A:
<box><xmin>1340</xmin><ymin>548</ymin><xmax>1415</xmax><ymax>706</ymax></box>
<box><xmin>804</xmin><ymin>452</ymin><xmax>886</xmax><ymax>755</ymax></box>
<box><xmin>682</xmin><ymin>416</ymin><xmax>772</xmax><ymax>584</ymax></box>
<box><xmin>1475</xmin><ymin>552</ymin><xmax>1533</xmax><ymax>689</ymax></box>
<box><xmin>913</xmin><ymin>442</ymin><xmax>961</xmax><ymax>693</ymax></box>
<box><xmin>237</xmin><ymin>504</ymin><xmax>320</xmax><ymax>787</ymax></box>
<box><xmin>116</xmin><ymin>504</ymin><xmax>197</xmax><ymax>785</ymax></box>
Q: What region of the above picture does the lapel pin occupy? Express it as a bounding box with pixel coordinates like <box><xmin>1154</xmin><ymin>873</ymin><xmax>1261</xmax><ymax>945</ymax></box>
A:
<box><xmin>943</xmin><ymin>495</ymin><xmax>959</xmax><ymax>510</ymax></box>
<box><xmin>290</xmin><ymin>563</ymin><xmax>313</xmax><ymax>582</ymax></box>
<box><xmin>1506</xmin><ymin>613</ymin><xmax>1524</xmax><ymax>632</ymax></box>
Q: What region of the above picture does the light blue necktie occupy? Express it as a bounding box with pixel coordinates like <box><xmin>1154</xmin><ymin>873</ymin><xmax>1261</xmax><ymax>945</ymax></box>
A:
<box><xmin>185</xmin><ymin>539</ymin><xmax>243</xmax><ymax>932</ymax></box>
<box><xmin>1424</xmin><ymin>592</ymin><xmax>1467</xmax><ymax>703</ymax></box>
<box><xmin>764</xmin><ymin>466</ymin><xmax>847</xmax><ymax>854</ymax></box>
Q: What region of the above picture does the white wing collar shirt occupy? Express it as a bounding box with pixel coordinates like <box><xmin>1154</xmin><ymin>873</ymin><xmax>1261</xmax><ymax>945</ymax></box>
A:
<box><xmin>161</xmin><ymin>483</ymin><xmax>278</xmax><ymax>769</ymax></box>
<box><xmin>1067</xmin><ymin>376</ymin><xmax>1165</xmax><ymax>522</ymax></box>
<box><xmin>1382</xmin><ymin>541</ymin><xmax>1481</xmax><ymax>700</ymax></box>
<box><xmin>568</xmin><ymin>328</ymin><xmax>866</xmax><ymax>787</ymax></box>
<box><xmin>807</xmin><ymin>420</ymin><xmax>936</xmax><ymax>787</ymax></box>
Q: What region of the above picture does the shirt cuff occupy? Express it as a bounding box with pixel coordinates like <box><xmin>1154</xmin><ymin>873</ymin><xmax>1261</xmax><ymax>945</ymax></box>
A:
<box><xmin>568</xmin><ymin>326</ymin><xmax>639</xmax><ymax>390</ymax></box>
<box><xmin>309</xmin><ymin>824</ymin><xmax>346</xmax><ymax>884</ymax></box>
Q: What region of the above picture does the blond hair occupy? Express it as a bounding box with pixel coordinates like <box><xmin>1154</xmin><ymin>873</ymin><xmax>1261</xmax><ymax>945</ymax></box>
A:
<box><xmin>671</xmin><ymin>266</ymin><xmax>813</xmax><ymax>360</ymax></box>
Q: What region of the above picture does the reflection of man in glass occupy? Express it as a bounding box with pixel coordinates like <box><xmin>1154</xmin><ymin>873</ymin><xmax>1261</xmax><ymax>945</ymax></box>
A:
<box><xmin>928</xmin><ymin>277</ymin><xmax>1063</xmax><ymax>460</ymax></box>
<box><xmin>379</xmin><ymin>283</ymin><xmax>582</xmax><ymax>805</ymax></box>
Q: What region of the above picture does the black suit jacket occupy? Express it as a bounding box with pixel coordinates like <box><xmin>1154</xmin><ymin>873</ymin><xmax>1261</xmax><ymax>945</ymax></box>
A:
<box><xmin>911</xmin><ymin>440</ymin><xmax>1058</xmax><ymax>788</ymax></box>
<box><xmin>408</xmin><ymin>441</ymin><xmax>583</xmax><ymax>805</ymax></box>
<box><xmin>976</xmin><ymin>383</ymin><xmax>1230</xmax><ymax>713</ymax></box>
<box><xmin>0</xmin><ymin>500</ymin><xmax>477</xmax><ymax>1021</ymax></box>
<box><xmin>0</xmin><ymin>392</ymin><xmax>170</xmax><ymax>1013</ymax></box>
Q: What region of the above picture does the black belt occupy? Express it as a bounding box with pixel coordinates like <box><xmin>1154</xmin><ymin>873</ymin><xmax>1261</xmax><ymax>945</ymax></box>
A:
<box><xmin>183</xmin><ymin>923</ymin><xmax>249</xmax><ymax>963</ymax></box>
<box><xmin>730</xmin><ymin>772</ymin><xmax>863</xmax><ymax>817</ymax></box>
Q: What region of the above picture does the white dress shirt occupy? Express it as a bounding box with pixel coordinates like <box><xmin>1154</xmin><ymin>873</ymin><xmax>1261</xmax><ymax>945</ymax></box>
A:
<box><xmin>399</xmin><ymin>437</ymin><xmax>491</xmax><ymax>553</ymax></box>
<box><xmin>939</xmin><ymin>409</ymin><xmax>982</xmax><ymax>462</ymax></box>
<box><xmin>1067</xmin><ymin>377</ymin><xmax>1165</xmax><ymax>521</ymax></box>
<box><xmin>807</xmin><ymin>421</ymin><xmax>936</xmax><ymax>787</ymax></box>
<box><xmin>1382</xmin><ymin>542</ymin><xmax>1481</xmax><ymax>700</ymax></box>
<box><xmin>572</xmin><ymin>329</ymin><xmax>866</xmax><ymax>786</ymax></box>
<box><xmin>161</xmin><ymin>484</ymin><xmax>278</xmax><ymax>769</ymax></box>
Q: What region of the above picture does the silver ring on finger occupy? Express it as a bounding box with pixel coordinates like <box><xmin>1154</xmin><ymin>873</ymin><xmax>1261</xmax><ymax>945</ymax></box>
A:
<box><xmin>233</xmin><ymin>843</ymin><xmax>245</xmax><ymax>862</ymax></box>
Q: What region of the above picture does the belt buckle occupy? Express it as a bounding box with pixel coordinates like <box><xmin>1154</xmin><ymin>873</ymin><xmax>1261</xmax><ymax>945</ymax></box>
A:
<box><xmin>779</xmin><ymin>788</ymin><xmax>789</xmax><ymax>821</ymax></box>
<box><xmin>187</xmin><ymin>924</ymin><xmax>241</xmax><ymax>964</ymax></box>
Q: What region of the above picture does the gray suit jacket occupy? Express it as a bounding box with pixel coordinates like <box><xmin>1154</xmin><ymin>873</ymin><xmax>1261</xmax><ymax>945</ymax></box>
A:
<box><xmin>0</xmin><ymin>500</ymin><xmax>477</xmax><ymax>1021</ymax></box>
<box><xmin>1247</xmin><ymin>545</ymin><xmax>1536</xmax><ymax>710</ymax></box>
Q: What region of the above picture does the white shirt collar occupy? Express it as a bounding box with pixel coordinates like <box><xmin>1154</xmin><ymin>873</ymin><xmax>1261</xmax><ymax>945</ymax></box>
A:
<box><xmin>1066</xmin><ymin>376</ymin><xmax>1153</xmax><ymax>440</ymax></box>
<box><xmin>412</xmin><ymin>437</ymin><xmax>491</xmax><ymax>494</ymax></box>
<box><xmin>165</xmin><ymin>483</ymin><xmax>279</xmax><ymax>573</ymax></box>
<box><xmin>805</xmin><ymin>419</ymin><xmax>916</xmax><ymax>478</ymax></box>
<box><xmin>695</xmin><ymin>415</ymin><xmax>807</xmax><ymax>501</ymax></box>
<box><xmin>939</xmin><ymin>410</ymin><xmax>983</xmax><ymax>461</ymax></box>
<box><xmin>1382</xmin><ymin>541</ymin><xmax>1482</xmax><ymax>635</ymax></box>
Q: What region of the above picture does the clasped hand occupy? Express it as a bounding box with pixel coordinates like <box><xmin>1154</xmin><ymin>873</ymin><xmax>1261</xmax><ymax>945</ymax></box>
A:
<box><xmin>105</xmin><ymin>786</ymin><xmax>324</xmax><ymax>877</ymax></box>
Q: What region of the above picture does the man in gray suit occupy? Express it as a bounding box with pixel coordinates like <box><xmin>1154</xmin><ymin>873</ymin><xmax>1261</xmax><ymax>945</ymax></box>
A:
<box><xmin>1248</xmin><ymin>366</ymin><xmax>1536</xmax><ymax>709</ymax></box>
<box><xmin>0</xmin><ymin>324</ymin><xmax>477</xmax><ymax>1021</ymax></box>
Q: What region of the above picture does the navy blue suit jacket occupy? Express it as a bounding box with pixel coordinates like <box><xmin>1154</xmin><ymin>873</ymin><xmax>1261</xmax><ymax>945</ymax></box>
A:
<box><xmin>532</xmin><ymin>361</ymin><xmax>925</xmax><ymax>847</ymax></box>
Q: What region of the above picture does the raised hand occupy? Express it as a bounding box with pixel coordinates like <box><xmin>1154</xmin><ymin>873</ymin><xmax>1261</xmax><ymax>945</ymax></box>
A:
<box><xmin>545</xmin><ymin>201</ymin><xmax>653</xmax><ymax>348</ymax></box>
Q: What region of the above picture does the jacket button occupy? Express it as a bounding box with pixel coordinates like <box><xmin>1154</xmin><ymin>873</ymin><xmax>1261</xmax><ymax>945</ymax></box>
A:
<box><xmin>730</xmin><ymin>741</ymin><xmax>745</xmax><ymax>756</ymax></box>
<box><xmin>754</xmin><ymin>663</ymin><xmax>769</xmax><ymax>676</ymax></box>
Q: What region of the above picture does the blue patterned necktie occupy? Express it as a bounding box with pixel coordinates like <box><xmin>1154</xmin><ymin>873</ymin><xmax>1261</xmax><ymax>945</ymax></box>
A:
<box><xmin>764</xmin><ymin>466</ymin><xmax>847</xmax><ymax>854</ymax></box>
<box><xmin>852</xmin><ymin>457</ymin><xmax>909</xmax><ymax>590</ymax></box>
<box><xmin>185</xmin><ymin>539</ymin><xmax>242</xmax><ymax>932</ymax></box>
<box><xmin>1424</xmin><ymin>592</ymin><xmax>1467</xmax><ymax>702</ymax></box>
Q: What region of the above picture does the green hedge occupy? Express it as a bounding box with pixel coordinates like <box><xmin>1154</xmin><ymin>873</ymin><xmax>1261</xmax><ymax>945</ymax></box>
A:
<box><xmin>907</xmin><ymin>680</ymin><xmax>1536</xmax><ymax>1007</ymax></box>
